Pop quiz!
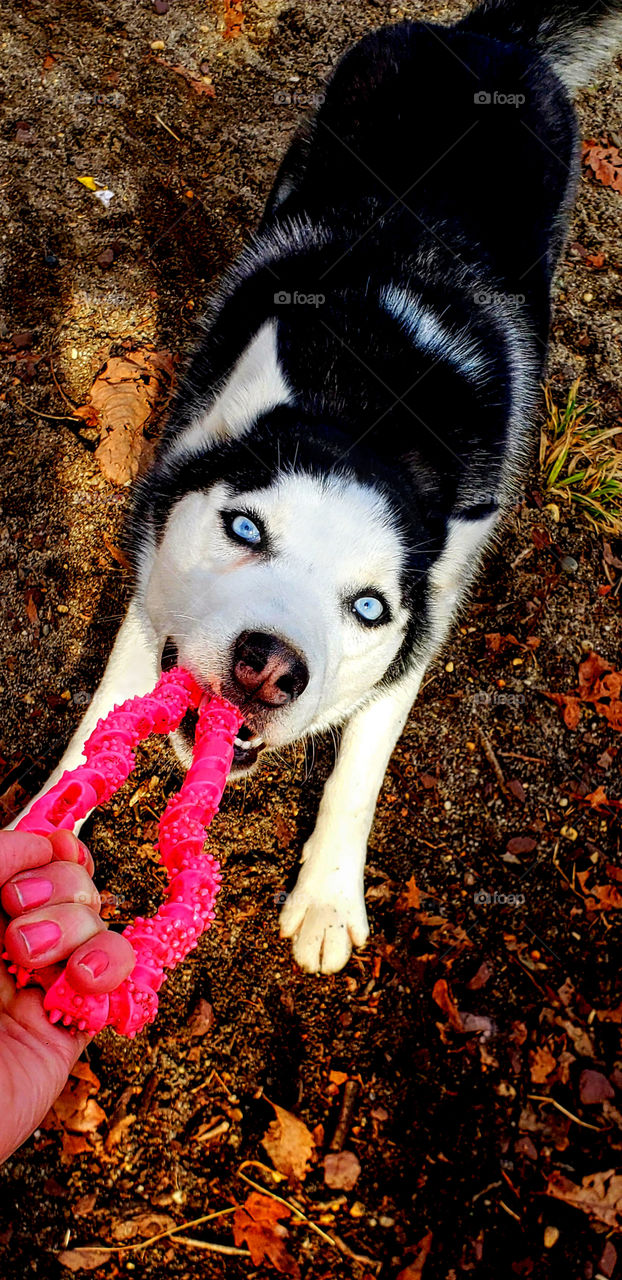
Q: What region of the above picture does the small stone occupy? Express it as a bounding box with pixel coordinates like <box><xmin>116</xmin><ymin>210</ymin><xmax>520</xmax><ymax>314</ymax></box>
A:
<box><xmin>445</xmin><ymin>660</ymin><xmax>454</xmax><ymax>672</ymax></box>
<box><xmin>544</xmin><ymin>1226</ymin><xmax>559</xmax><ymax>1248</ymax></box>
<box><xmin>150</xmin><ymin>38</ymin><xmax>166</xmax><ymax>50</ymax></box>
<box><xmin>583</xmin><ymin>292</ymin><xmax>594</xmax><ymax>303</ymax></box>
<box><xmin>153</xmin><ymin>0</ymin><xmax>170</xmax><ymax>11</ymax></box>
<box><xmin>561</xmin><ymin>555</ymin><xmax>578</xmax><ymax>574</ymax></box>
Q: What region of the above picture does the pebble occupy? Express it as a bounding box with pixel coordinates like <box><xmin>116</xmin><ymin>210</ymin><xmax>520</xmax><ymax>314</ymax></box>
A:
<box><xmin>544</xmin><ymin>1226</ymin><xmax>560</xmax><ymax>1248</ymax></box>
<box><xmin>561</xmin><ymin>555</ymin><xmax>578</xmax><ymax>574</ymax></box>
<box><xmin>150</xmin><ymin>39</ymin><xmax>165</xmax><ymax>50</ymax></box>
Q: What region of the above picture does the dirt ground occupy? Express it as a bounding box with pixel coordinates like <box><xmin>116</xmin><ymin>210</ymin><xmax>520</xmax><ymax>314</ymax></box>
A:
<box><xmin>0</xmin><ymin>1</ymin><xmax>621</xmax><ymax>1277</ymax></box>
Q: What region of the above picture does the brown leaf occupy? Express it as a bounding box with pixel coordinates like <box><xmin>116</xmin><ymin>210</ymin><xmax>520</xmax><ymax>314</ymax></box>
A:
<box><xmin>102</xmin><ymin>534</ymin><xmax>131</xmax><ymax>570</ymax></box>
<box><xmin>397</xmin><ymin>874</ymin><xmax>421</xmax><ymax>910</ymax></box>
<box><xmin>24</xmin><ymin>589</ymin><xmax>39</xmax><ymax>626</ymax></box>
<box><xmin>224</xmin><ymin>0</ymin><xmax>245</xmax><ymax>38</ymax></box>
<box><xmin>397</xmin><ymin>1231</ymin><xmax>434</xmax><ymax>1280</ymax></box>
<box><xmin>529</xmin><ymin>1045</ymin><xmax>557</xmax><ymax>1084</ymax></box>
<box><xmin>545</xmin><ymin>1168</ymin><xmax>622</xmax><ymax>1228</ymax></box>
<box><xmin>432</xmin><ymin>979</ymin><xmax>464</xmax><ymax>1032</ymax></box>
<box><xmin>466</xmin><ymin>961</ymin><xmax>493</xmax><ymax>991</ymax></box>
<box><xmin>580</xmin><ymin>1070</ymin><xmax>615</xmax><ymax>1105</ymax></box>
<box><xmin>262</xmin><ymin>1103</ymin><xmax>315</xmax><ymax>1182</ymax></box>
<box><xmin>583</xmin><ymin>142</ymin><xmax>622</xmax><ymax>195</ymax></box>
<box><xmin>76</xmin><ymin>348</ymin><xmax>175</xmax><ymax>485</ymax></box>
<box><xmin>58</xmin><ymin>1247</ymin><xmax>111</xmax><ymax>1271</ymax></box>
<box><xmin>323</xmin><ymin>1149</ymin><xmax>361</xmax><ymax>1190</ymax></box>
<box><xmin>232</xmin><ymin>1193</ymin><xmax>299</xmax><ymax>1276</ymax></box>
<box><xmin>110</xmin><ymin>1212</ymin><xmax>176</xmax><ymax>1241</ymax></box>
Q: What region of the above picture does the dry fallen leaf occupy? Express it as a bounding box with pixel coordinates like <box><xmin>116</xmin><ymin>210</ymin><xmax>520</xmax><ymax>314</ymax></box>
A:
<box><xmin>529</xmin><ymin>1045</ymin><xmax>557</xmax><ymax>1084</ymax></box>
<box><xmin>545</xmin><ymin>1168</ymin><xmax>622</xmax><ymax>1228</ymax></box>
<box><xmin>232</xmin><ymin>1192</ymin><xmax>300</xmax><ymax>1277</ymax></box>
<box><xmin>75</xmin><ymin>348</ymin><xmax>175</xmax><ymax>485</ymax></box>
<box><xmin>397</xmin><ymin>1231</ymin><xmax>434</xmax><ymax>1279</ymax></box>
<box><xmin>397</xmin><ymin>874</ymin><xmax>421</xmax><ymax>910</ymax></box>
<box><xmin>545</xmin><ymin>651</ymin><xmax>622</xmax><ymax>733</ymax></box>
<box><xmin>262</xmin><ymin>1102</ymin><xmax>315</xmax><ymax>1182</ymax></box>
<box><xmin>223</xmin><ymin>0</ymin><xmax>245</xmax><ymax>38</ymax></box>
<box><xmin>57</xmin><ymin>1247</ymin><xmax>111</xmax><ymax>1271</ymax></box>
<box><xmin>583</xmin><ymin>141</ymin><xmax>622</xmax><ymax>195</ymax></box>
<box><xmin>432</xmin><ymin>979</ymin><xmax>464</xmax><ymax>1032</ymax></box>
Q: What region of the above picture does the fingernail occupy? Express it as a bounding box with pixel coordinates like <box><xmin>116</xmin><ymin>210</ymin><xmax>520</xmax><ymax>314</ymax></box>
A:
<box><xmin>17</xmin><ymin>920</ymin><xmax>62</xmax><ymax>957</ymax></box>
<box><xmin>13</xmin><ymin>877</ymin><xmax>53</xmax><ymax>910</ymax></box>
<box><xmin>78</xmin><ymin>949</ymin><xmax>109</xmax><ymax>980</ymax></box>
<box><xmin>77</xmin><ymin>842</ymin><xmax>90</xmax><ymax>866</ymax></box>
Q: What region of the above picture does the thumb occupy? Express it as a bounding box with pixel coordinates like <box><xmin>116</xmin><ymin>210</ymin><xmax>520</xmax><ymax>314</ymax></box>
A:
<box><xmin>64</xmin><ymin>930</ymin><xmax>135</xmax><ymax>996</ymax></box>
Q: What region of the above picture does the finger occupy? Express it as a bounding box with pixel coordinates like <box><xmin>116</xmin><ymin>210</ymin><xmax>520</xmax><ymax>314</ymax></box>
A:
<box><xmin>1</xmin><ymin>862</ymin><xmax>101</xmax><ymax>918</ymax></box>
<box><xmin>66</xmin><ymin>931</ymin><xmax>135</xmax><ymax>995</ymax></box>
<box><xmin>0</xmin><ymin>831</ymin><xmax>55</xmax><ymax>887</ymax></box>
<box><xmin>4</xmin><ymin>904</ymin><xmax>106</xmax><ymax>970</ymax></box>
<box><xmin>48</xmin><ymin>830</ymin><xmax>95</xmax><ymax>877</ymax></box>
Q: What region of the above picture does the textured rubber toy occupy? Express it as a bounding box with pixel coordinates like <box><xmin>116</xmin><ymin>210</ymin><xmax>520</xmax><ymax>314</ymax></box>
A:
<box><xmin>8</xmin><ymin>668</ymin><xmax>243</xmax><ymax>1038</ymax></box>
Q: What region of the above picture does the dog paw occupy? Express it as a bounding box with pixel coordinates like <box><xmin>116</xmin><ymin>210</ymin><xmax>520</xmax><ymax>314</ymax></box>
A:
<box><xmin>279</xmin><ymin>883</ymin><xmax>369</xmax><ymax>974</ymax></box>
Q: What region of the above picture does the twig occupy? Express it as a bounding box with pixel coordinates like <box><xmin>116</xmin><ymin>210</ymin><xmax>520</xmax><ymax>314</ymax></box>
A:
<box><xmin>476</xmin><ymin>724</ymin><xmax>508</xmax><ymax>797</ymax></box>
<box><xmin>49</xmin><ymin>355</ymin><xmax>78</xmax><ymax>409</ymax></box>
<box><xmin>329</xmin><ymin>1079</ymin><xmax>360</xmax><ymax>1152</ymax></box>
<box><xmin>528</xmin><ymin>1095</ymin><xmax>606</xmax><ymax>1131</ymax></box>
<box><xmin>81</xmin><ymin>1206</ymin><xmax>237</xmax><ymax>1254</ymax></box>
<box><xmin>172</xmin><ymin>1237</ymin><xmax>250</xmax><ymax>1257</ymax></box>
<box><xmin>12</xmin><ymin>393</ymin><xmax>77</xmax><ymax>422</ymax></box>
<box><xmin>155</xmin><ymin>112</ymin><xmax>181</xmax><ymax>142</ymax></box>
<box><xmin>499</xmin><ymin>1200</ymin><xmax>521</xmax><ymax>1223</ymax></box>
<box><xmin>237</xmin><ymin>1165</ymin><xmax>379</xmax><ymax>1268</ymax></box>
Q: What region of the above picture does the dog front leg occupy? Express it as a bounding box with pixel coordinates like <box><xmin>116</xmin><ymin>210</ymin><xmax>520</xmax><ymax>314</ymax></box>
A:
<box><xmin>10</xmin><ymin>599</ymin><xmax>158</xmax><ymax>830</ymax></box>
<box><xmin>280</xmin><ymin>667</ymin><xmax>425</xmax><ymax>974</ymax></box>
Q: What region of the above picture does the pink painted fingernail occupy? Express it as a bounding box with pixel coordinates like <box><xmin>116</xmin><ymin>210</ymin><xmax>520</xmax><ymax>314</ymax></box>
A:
<box><xmin>13</xmin><ymin>877</ymin><xmax>53</xmax><ymax>910</ymax></box>
<box><xmin>78</xmin><ymin>949</ymin><xmax>109</xmax><ymax>980</ymax></box>
<box><xmin>77</xmin><ymin>843</ymin><xmax>90</xmax><ymax>866</ymax></box>
<box><xmin>17</xmin><ymin>920</ymin><xmax>62</xmax><ymax>956</ymax></box>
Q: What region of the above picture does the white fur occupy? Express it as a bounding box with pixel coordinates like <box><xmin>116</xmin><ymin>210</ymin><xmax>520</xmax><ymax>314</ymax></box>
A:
<box><xmin>140</xmin><ymin>471</ymin><xmax>410</xmax><ymax>747</ymax></box>
<box><xmin>551</xmin><ymin>15</ymin><xmax>622</xmax><ymax>91</ymax></box>
<box><xmin>169</xmin><ymin>321</ymin><xmax>292</xmax><ymax>459</ymax></box>
<box><xmin>380</xmin><ymin>284</ymin><xmax>491</xmax><ymax>383</ymax></box>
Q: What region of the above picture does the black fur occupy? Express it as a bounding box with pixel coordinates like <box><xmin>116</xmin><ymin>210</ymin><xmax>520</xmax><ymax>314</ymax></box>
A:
<box><xmin>128</xmin><ymin>0</ymin><xmax>621</xmax><ymax>674</ymax></box>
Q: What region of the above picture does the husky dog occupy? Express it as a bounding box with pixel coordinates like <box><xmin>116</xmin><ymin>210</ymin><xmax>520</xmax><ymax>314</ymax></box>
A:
<box><xmin>20</xmin><ymin>0</ymin><xmax>622</xmax><ymax>972</ymax></box>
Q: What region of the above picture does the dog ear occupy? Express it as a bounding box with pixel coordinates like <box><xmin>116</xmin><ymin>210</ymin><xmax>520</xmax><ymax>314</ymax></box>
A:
<box><xmin>168</xmin><ymin>321</ymin><xmax>292</xmax><ymax>458</ymax></box>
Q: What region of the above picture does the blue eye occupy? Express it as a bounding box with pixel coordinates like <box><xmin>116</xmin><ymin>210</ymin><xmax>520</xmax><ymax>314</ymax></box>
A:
<box><xmin>353</xmin><ymin>595</ymin><xmax>386</xmax><ymax>624</ymax></box>
<box><xmin>228</xmin><ymin>513</ymin><xmax>262</xmax><ymax>546</ymax></box>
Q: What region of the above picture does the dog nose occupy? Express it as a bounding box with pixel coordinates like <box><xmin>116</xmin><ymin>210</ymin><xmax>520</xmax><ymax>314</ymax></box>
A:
<box><xmin>233</xmin><ymin>631</ymin><xmax>309</xmax><ymax>706</ymax></box>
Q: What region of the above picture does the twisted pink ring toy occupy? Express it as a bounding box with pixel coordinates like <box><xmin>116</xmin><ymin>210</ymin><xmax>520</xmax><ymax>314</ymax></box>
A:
<box><xmin>7</xmin><ymin>668</ymin><xmax>243</xmax><ymax>1038</ymax></box>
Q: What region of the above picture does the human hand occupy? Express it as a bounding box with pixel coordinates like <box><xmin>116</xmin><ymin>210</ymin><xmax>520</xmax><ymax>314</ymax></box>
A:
<box><xmin>0</xmin><ymin>828</ymin><xmax>134</xmax><ymax>1163</ymax></box>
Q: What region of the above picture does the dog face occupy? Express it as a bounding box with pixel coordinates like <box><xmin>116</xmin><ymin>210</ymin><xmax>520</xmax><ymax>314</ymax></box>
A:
<box><xmin>140</xmin><ymin>469</ymin><xmax>411</xmax><ymax>772</ymax></box>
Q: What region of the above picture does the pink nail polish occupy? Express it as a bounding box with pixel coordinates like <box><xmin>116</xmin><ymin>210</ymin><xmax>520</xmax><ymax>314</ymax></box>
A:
<box><xmin>14</xmin><ymin>877</ymin><xmax>53</xmax><ymax>910</ymax></box>
<box><xmin>18</xmin><ymin>920</ymin><xmax>62</xmax><ymax>957</ymax></box>
<box><xmin>77</xmin><ymin>843</ymin><xmax>90</xmax><ymax>866</ymax></box>
<box><xmin>78</xmin><ymin>949</ymin><xmax>109</xmax><ymax>980</ymax></box>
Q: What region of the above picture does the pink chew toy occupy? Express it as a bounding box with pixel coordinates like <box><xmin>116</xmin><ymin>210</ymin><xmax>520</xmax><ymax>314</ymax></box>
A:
<box><xmin>7</xmin><ymin>667</ymin><xmax>243</xmax><ymax>1038</ymax></box>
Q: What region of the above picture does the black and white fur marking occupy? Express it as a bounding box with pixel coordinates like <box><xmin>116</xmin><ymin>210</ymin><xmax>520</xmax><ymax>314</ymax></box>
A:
<box><xmin>18</xmin><ymin>0</ymin><xmax>622</xmax><ymax>972</ymax></box>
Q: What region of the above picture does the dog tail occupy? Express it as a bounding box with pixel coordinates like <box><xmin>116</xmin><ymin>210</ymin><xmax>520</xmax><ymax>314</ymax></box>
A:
<box><xmin>459</xmin><ymin>0</ymin><xmax>622</xmax><ymax>91</ymax></box>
